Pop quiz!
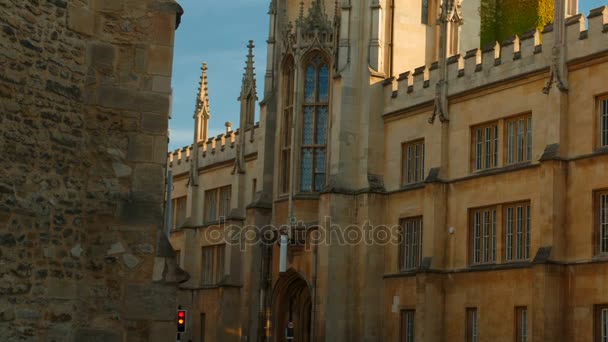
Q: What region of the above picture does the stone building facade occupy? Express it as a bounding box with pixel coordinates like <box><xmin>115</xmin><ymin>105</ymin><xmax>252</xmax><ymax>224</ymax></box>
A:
<box><xmin>0</xmin><ymin>0</ymin><xmax>185</xmax><ymax>341</ymax></box>
<box><xmin>168</xmin><ymin>0</ymin><xmax>608</xmax><ymax>341</ymax></box>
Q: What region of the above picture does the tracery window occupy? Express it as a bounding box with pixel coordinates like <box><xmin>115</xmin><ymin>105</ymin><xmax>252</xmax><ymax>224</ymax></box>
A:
<box><xmin>300</xmin><ymin>54</ymin><xmax>329</xmax><ymax>192</ymax></box>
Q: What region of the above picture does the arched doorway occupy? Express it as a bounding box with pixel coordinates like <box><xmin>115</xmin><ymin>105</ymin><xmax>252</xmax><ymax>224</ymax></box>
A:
<box><xmin>271</xmin><ymin>269</ymin><xmax>312</xmax><ymax>342</ymax></box>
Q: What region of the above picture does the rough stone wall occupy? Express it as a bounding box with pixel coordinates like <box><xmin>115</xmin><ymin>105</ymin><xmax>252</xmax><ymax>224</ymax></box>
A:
<box><xmin>0</xmin><ymin>0</ymin><xmax>183</xmax><ymax>341</ymax></box>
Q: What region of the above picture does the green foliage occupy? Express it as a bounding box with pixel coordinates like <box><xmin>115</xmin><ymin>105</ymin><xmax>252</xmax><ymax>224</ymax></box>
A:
<box><xmin>480</xmin><ymin>0</ymin><xmax>554</xmax><ymax>47</ymax></box>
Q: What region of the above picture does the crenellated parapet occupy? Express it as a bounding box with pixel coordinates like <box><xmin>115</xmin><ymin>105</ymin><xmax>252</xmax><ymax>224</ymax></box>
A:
<box><xmin>167</xmin><ymin>123</ymin><xmax>260</xmax><ymax>175</ymax></box>
<box><xmin>383</xmin><ymin>7</ymin><xmax>608</xmax><ymax>115</ymax></box>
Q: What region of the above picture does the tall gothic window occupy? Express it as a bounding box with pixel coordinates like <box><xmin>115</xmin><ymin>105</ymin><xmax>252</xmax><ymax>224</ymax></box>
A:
<box><xmin>280</xmin><ymin>57</ymin><xmax>295</xmax><ymax>195</ymax></box>
<box><xmin>300</xmin><ymin>54</ymin><xmax>329</xmax><ymax>192</ymax></box>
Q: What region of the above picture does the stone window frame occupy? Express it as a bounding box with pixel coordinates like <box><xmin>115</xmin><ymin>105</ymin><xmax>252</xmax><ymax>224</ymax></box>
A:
<box><xmin>469</xmin><ymin>206</ymin><xmax>498</xmax><ymax>265</ymax></box>
<box><xmin>171</xmin><ymin>195</ymin><xmax>187</xmax><ymax>229</ymax></box>
<box><xmin>421</xmin><ymin>0</ymin><xmax>430</xmax><ymax>25</ymax></box>
<box><xmin>204</xmin><ymin>185</ymin><xmax>231</xmax><ymax>223</ymax></box>
<box><xmin>468</xmin><ymin>200</ymin><xmax>534</xmax><ymax>266</ymax></box>
<box><xmin>200</xmin><ymin>244</ymin><xmax>225</xmax><ymax>286</ymax></box>
<box><xmin>401</xmin><ymin>139</ymin><xmax>425</xmax><ymax>186</ymax></box>
<box><xmin>471</xmin><ymin>121</ymin><xmax>499</xmax><ymax>172</ymax></box>
<box><xmin>399</xmin><ymin>216</ymin><xmax>423</xmax><ymax>271</ymax></box>
<box><xmin>504</xmin><ymin>113</ymin><xmax>533</xmax><ymax>166</ymax></box>
<box><xmin>298</xmin><ymin>52</ymin><xmax>331</xmax><ymax>194</ymax></box>
<box><xmin>595</xmin><ymin>304</ymin><xmax>608</xmax><ymax>342</ymax></box>
<box><xmin>597</xmin><ymin>95</ymin><xmax>608</xmax><ymax>150</ymax></box>
<box><xmin>399</xmin><ymin>308</ymin><xmax>416</xmax><ymax>342</ymax></box>
<box><xmin>465</xmin><ymin>307</ymin><xmax>478</xmax><ymax>342</ymax></box>
<box><xmin>594</xmin><ymin>189</ymin><xmax>608</xmax><ymax>256</ymax></box>
<box><xmin>503</xmin><ymin>201</ymin><xmax>531</xmax><ymax>262</ymax></box>
<box><xmin>515</xmin><ymin>306</ymin><xmax>529</xmax><ymax>342</ymax></box>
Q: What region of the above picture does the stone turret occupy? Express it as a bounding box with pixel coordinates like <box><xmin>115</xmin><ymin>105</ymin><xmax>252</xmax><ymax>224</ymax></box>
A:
<box><xmin>194</xmin><ymin>63</ymin><xmax>211</xmax><ymax>144</ymax></box>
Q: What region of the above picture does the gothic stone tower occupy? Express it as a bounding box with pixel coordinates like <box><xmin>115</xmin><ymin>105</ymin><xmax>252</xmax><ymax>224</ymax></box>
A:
<box><xmin>248</xmin><ymin>0</ymin><xmax>482</xmax><ymax>341</ymax></box>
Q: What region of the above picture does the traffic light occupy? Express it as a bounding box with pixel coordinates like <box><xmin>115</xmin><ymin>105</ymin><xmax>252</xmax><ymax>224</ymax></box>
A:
<box><xmin>177</xmin><ymin>310</ymin><xmax>187</xmax><ymax>332</ymax></box>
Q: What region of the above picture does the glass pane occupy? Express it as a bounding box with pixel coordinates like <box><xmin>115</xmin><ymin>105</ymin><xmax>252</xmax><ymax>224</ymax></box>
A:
<box><xmin>603</xmin><ymin>99</ymin><xmax>608</xmax><ymax>146</ymax></box>
<box><xmin>508</xmin><ymin>122</ymin><xmax>515</xmax><ymax>164</ymax></box>
<box><xmin>315</xmin><ymin>148</ymin><xmax>326</xmax><ymax>174</ymax></box>
<box><xmin>318</xmin><ymin>65</ymin><xmax>329</xmax><ymax>102</ymax></box>
<box><xmin>526</xmin><ymin>205</ymin><xmax>531</xmax><ymax>259</ymax></box>
<box><xmin>483</xmin><ymin>211</ymin><xmax>489</xmax><ymax>262</ymax></box>
<box><xmin>303</xmin><ymin>106</ymin><xmax>314</xmax><ymax>145</ymax></box>
<box><xmin>527</xmin><ymin>116</ymin><xmax>532</xmax><ymax>161</ymax></box>
<box><xmin>304</xmin><ymin>65</ymin><xmax>316</xmax><ymax>103</ymax></box>
<box><xmin>300</xmin><ymin>148</ymin><xmax>313</xmax><ymax>192</ymax></box>
<box><xmin>476</xmin><ymin>129</ymin><xmax>482</xmax><ymax>170</ymax></box>
<box><xmin>506</xmin><ymin>208</ymin><xmax>513</xmax><ymax>260</ymax></box>
<box><xmin>516</xmin><ymin>206</ymin><xmax>523</xmax><ymax>259</ymax></box>
<box><xmin>316</xmin><ymin>106</ymin><xmax>328</xmax><ymax>145</ymax></box>
<box><xmin>492</xmin><ymin>210</ymin><xmax>497</xmax><ymax>261</ymax></box>
<box><xmin>485</xmin><ymin>127</ymin><xmax>491</xmax><ymax>169</ymax></box>
<box><xmin>474</xmin><ymin>212</ymin><xmax>480</xmax><ymax>263</ymax></box>
<box><xmin>493</xmin><ymin>125</ymin><xmax>498</xmax><ymax>167</ymax></box>
<box><xmin>314</xmin><ymin>149</ymin><xmax>325</xmax><ymax>192</ymax></box>
<box><xmin>517</xmin><ymin>119</ymin><xmax>524</xmax><ymax>162</ymax></box>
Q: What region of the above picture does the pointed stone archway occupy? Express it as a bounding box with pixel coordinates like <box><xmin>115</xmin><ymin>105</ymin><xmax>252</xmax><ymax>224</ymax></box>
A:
<box><xmin>271</xmin><ymin>269</ymin><xmax>312</xmax><ymax>342</ymax></box>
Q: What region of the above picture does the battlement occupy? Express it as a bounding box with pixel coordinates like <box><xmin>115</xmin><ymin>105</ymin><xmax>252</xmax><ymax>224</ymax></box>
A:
<box><xmin>167</xmin><ymin>122</ymin><xmax>260</xmax><ymax>175</ymax></box>
<box><xmin>384</xmin><ymin>7</ymin><xmax>608</xmax><ymax>114</ymax></box>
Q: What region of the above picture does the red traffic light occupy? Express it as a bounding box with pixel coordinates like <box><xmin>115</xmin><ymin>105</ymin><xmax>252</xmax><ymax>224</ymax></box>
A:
<box><xmin>177</xmin><ymin>310</ymin><xmax>187</xmax><ymax>333</ymax></box>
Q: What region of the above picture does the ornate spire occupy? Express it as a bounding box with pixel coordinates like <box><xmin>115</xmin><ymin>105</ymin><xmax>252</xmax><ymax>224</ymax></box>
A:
<box><xmin>195</xmin><ymin>63</ymin><xmax>210</xmax><ymax>143</ymax></box>
<box><xmin>195</xmin><ymin>63</ymin><xmax>211</xmax><ymax>119</ymax></box>
<box><xmin>239</xmin><ymin>40</ymin><xmax>257</xmax><ymax>102</ymax></box>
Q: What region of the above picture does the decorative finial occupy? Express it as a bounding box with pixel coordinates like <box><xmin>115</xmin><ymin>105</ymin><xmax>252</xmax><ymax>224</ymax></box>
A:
<box><xmin>240</xmin><ymin>40</ymin><xmax>257</xmax><ymax>100</ymax></box>
<box><xmin>299</xmin><ymin>0</ymin><xmax>305</xmax><ymax>22</ymax></box>
<box><xmin>195</xmin><ymin>63</ymin><xmax>211</xmax><ymax>119</ymax></box>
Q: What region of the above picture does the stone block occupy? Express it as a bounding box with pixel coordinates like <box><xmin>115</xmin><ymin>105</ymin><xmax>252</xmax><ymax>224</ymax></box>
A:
<box><xmin>141</xmin><ymin>113</ymin><xmax>168</xmax><ymax>134</ymax></box>
<box><xmin>47</xmin><ymin>326</ymin><xmax>72</xmax><ymax>342</ymax></box>
<box><xmin>95</xmin><ymin>0</ymin><xmax>122</xmax><ymax>12</ymax></box>
<box><xmin>148</xmin><ymin>321</ymin><xmax>176</xmax><ymax>342</ymax></box>
<box><xmin>97</xmin><ymin>86</ymin><xmax>135</xmax><ymax>110</ymax></box>
<box><xmin>151</xmin><ymin>75</ymin><xmax>171</xmax><ymax>93</ymax></box>
<box><xmin>153</xmin><ymin>136</ymin><xmax>168</xmax><ymax>164</ymax></box>
<box><xmin>132</xmin><ymin>163</ymin><xmax>164</xmax><ymax>201</ymax></box>
<box><xmin>147</xmin><ymin>45</ymin><xmax>173</xmax><ymax>76</ymax></box>
<box><xmin>127</xmin><ymin>134</ymin><xmax>155</xmax><ymax>162</ymax></box>
<box><xmin>150</xmin><ymin>12</ymin><xmax>175</xmax><ymax>46</ymax></box>
<box><xmin>88</xmin><ymin>43</ymin><xmax>116</xmax><ymax>70</ymax></box>
<box><xmin>67</xmin><ymin>4</ymin><xmax>95</xmax><ymax>36</ymax></box>
<box><xmin>112</xmin><ymin>162</ymin><xmax>132</xmax><ymax>178</ymax></box>
<box><xmin>123</xmin><ymin>284</ymin><xmax>175</xmax><ymax>321</ymax></box>
<box><xmin>119</xmin><ymin>199</ymin><xmax>163</xmax><ymax>225</ymax></box>
<box><xmin>73</xmin><ymin>328</ymin><xmax>120</xmax><ymax>342</ymax></box>
<box><xmin>107</xmin><ymin>242</ymin><xmax>126</xmax><ymax>255</ymax></box>
<box><xmin>47</xmin><ymin>279</ymin><xmax>77</xmax><ymax>300</ymax></box>
<box><xmin>137</xmin><ymin>92</ymin><xmax>170</xmax><ymax>114</ymax></box>
<box><xmin>122</xmin><ymin>253</ymin><xmax>140</xmax><ymax>269</ymax></box>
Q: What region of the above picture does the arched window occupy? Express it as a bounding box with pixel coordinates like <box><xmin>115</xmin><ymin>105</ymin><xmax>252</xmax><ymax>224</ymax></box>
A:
<box><xmin>300</xmin><ymin>54</ymin><xmax>329</xmax><ymax>192</ymax></box>
<box><xmin>280</xmin><ymin>57</ymin><xmax>295</xmax><ymax>195</ymax></box>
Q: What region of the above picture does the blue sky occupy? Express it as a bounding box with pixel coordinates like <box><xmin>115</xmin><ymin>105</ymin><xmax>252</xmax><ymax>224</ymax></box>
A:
<box><xmin>168</xmin><ymin>0</ymin><xmax>606</xmax><ymax>151</ymax></box>
<box><xmin>169</xmin><ymin>0</ymin><xmax>269</xmax><ymax>150</ymax></box>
